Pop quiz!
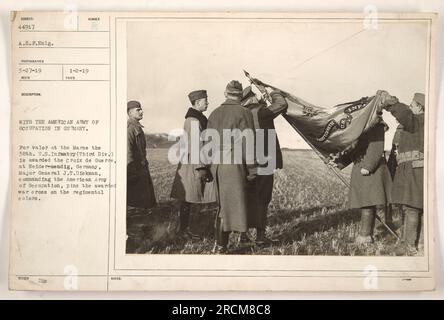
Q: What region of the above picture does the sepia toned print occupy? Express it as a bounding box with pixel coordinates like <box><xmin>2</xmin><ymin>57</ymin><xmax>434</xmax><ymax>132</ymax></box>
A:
<box><xmin>9</xmin><ymin>12</ymin><xmax>436</xmax><ymax>291</ymax></box>
<box><xmin>125</xmin><ymin>17</ymin><xmax>429</xmax><ymax>258</ymax></box>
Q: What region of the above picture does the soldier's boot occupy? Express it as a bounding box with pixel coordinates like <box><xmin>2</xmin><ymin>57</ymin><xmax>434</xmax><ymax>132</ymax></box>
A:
<box><xmin>404</xmin><ymin>207</ymin><xmax>420</xmax><ymax>247</ymax></box>
<box><xmin>395</xmin><ymin>206</ymin><xmax>420</xmax><ymax>256</ymax></box>
<box><xmin>356</xmin><ymin>207</ymin><xmax>376</xmax><ymax>245</ymax></box>
<box><xmin>384</xmin><ymin>205</ymin><xmax>396</xmax><ymax>230</ymax></box>
<box><xmin>178</xmin><ymin>202</ymin><xmax>200</xmax><ymax>240</ymax></box>
<box><xmin>213</xmin><ymin>217</ymin><xmax>228</xmax><ymax>254</ymax></box>
<box><xmin>255</xmin><ymin>228</ymin><xmax>277</xmax><ymax>245</ymax></box>
<box><xmin>238</xmin><ymin>232</ymin><xmax>251</xmax><ymax>245</ymax></box>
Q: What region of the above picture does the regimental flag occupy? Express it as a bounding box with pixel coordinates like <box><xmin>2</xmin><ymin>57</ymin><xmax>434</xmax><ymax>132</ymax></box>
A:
<box><xmin>253</xmin><ymin>78</ymin><xmax>389</xmax><ymax>157</ymax></box>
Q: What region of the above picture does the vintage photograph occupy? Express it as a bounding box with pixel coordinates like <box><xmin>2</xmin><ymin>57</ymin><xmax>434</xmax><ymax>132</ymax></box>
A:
<box><xmin>125</xmin><ymin>17</ymin><xmax>428</xmax><ymax>257</ymax></box>
<box><xmin>7</xmin><ymin>10</ymin><xmax>438</xmax><ymax>292</ymax></box>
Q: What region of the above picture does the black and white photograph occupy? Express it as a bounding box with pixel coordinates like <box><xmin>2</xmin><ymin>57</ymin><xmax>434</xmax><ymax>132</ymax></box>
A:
<box><xmin>6</xmin><ymin>9</ymin><xmax>439</xmax><ymax>292</ymax></box>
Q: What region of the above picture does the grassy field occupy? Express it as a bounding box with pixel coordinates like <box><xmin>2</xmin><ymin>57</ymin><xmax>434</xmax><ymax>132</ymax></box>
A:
<box><xmin>126</xmin><ymin>149</ymin><xmax>423</xmax><ymax>256</ymax></box>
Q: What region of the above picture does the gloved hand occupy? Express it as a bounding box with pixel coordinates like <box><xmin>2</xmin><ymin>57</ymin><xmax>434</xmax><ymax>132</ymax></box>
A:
<box><xmin>360</xmin><ymin>168</ymin><xmax>370</xmax><ymax>176</ymax></box>
<box><xmin>377</xmin><ymin>90</ymin><xmax>399</xmax><ymax>111</ymax></box>
<box><xmin>246</xmin><ymin>166</ymin><xmax>258</xmax><ymax>182</ymax></box>
<box><xmin>327</xmin><ymin>158</ymin><xmax>339</xmax><ymax>169</ymax></box>
<box><xmin>246</xmin><ymin>174</ymin><xmax>257</xmax><ymax>182</ymax></box>
<box><xmin>270</xmin><ymin>90</ymin><xmax>283</xmax><ymax>97</ymax></box>
<box><xmin>196</xmin><ymin>168</ymin><xmax>213</xmax><ymax>183</ymax></box>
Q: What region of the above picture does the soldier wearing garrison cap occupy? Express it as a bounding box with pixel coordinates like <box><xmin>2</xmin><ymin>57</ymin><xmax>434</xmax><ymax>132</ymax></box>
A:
<box><xmin>127</xmin><ymin>100</ymin><xmax>157</xmax><ymax>211</ymax></box>
<box><xmin>170</xmin><ymin>90</ymin><xmax>216</xmax><ymax>239</ymax></box>
<box><xmin>383</xmin><ymin>92</ymin><xmax>425</xmax><ymax>255</ymax></box>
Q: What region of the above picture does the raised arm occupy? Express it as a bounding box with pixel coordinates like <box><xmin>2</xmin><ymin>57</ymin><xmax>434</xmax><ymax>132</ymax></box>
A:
<box><xmin>386</xmin><ymin>102</ymin><xmax>421</xmax><ymax>133</ymax></box>
<box><xmin>257</xmin><ymin>91</ymin><xmax>288</xmax><ymax>122</ymax></box>
<box><xmin>240</xmin><ymin>108</ymin><xmax>258</xmax><ymax>179</ymax></box>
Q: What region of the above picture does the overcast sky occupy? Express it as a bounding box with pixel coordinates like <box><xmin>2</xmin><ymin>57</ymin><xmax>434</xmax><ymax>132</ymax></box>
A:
<box><xmin>127</xmin><ymin>19</ymin><xmax>428</xmax><ymax>149</ymax></box>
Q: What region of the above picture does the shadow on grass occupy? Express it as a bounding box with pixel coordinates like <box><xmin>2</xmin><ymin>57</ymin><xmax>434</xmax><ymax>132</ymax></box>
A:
<box><xmin>126</xmin><ymin>201</ymin><xmax>410</xmax><ymax>256</ymax></box>
<box><xmin>272</xmin><ymin>208</ymin><xmax>360</xmax><ymax>244</ymax></box>
<box><xmin>267</xmin><ymin>205</ymin><xmax>345</xmax><ymax>225</ymax></box>
<box><xmin>126</xmin><ymin>201</ymin><xmax>360</xmax><ymax>254</ymax></box>
<box><xmin>126</xmin><ymin>200</ymin><xmax>218</xmax><ymax>253</ymax></box>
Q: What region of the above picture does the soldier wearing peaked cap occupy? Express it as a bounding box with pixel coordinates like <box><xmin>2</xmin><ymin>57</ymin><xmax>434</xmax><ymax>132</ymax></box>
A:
<box><xmin>170</xmin><ymin>90</ymin><xmax>216</xmax><ymax>240</ymax></box>
<box><xmin>127</xmin><ymin>100</ymin><xmax>157</xmax><ymax>211</ymax></box>
<box><xmin>206</xmin><ymin>80</ymin><xmax>258</xmax><ymax>253</ymax></box>
<box><xmin>383</xmin><ymin>92</ymin><xmax>425</xmax><ymax>255</ymax></box>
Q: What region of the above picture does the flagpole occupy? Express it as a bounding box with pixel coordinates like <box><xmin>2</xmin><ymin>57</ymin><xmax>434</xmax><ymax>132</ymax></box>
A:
<box><xmin>243</xmin><ymin>70</ymin><xmax>347</xmax><ymax>184</ymax></box>
<box><xmin>286</xmin><ymin>117</ymin><xmax>400</xmax><ymax>241</ymax></box>
<box><xmin>244</xmin><ymin>70</ymin><xmax>400</xmax><ymax>240</ymax></box>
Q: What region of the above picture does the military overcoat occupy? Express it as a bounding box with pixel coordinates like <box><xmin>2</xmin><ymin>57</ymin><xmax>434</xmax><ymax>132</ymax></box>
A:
<box><xmin>170</xmin><ymin>112</ymin><xmax>217</xmax><ymax>203</ymax></box>
<box><xmin>387</xmin><ymin>103</ymin><xmax>424</xmax><ymax>209</ymax></box>
<box><xmin>127</xmin><ymin>118</ymin><xmax>157</xmax><ymax>209</ymax></box>
<box><xmin>206</xmin><ymin>99</ymin><xmax>257</xmax><ymax>232</ymax></box>
<box><xmin>338</xmin><ymin>122</ymin><xmax>392</xmax><ymax>209</ymax></box>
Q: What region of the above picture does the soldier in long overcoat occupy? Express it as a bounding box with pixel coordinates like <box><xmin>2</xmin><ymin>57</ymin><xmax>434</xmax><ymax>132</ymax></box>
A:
<box><xmin>240</xmin><ymin>86</ymin><xmax>288</xmax><ymax>244</ymax></box>
<box><xmin>206</xmin><ymin>80</ymin><xmax>258</xmax><ymax>253</ymax></box>
<box><xmin>335</xmin><ymin>120</ymin><xmax>392</xmax><ymax>244</ymax></box>
<box><xmin>170</xmin><ymin>90</ymin><xmax>216</xmax><ymax>238</ymax></box>
<box><xmin>383</xmin><ymin>93</ymin><xmax>425</xmax><ymax>254</ymax></box>
<box><xmin>127</xmin><ymin>100</ymin><xmax>157</xmax><ymax>210</ymax></box>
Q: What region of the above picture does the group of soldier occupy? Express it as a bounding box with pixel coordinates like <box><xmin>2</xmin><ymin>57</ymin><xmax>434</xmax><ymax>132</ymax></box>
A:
<box><xmin>332</xmin><ymin>92</ymin><xmax>425</xmax><ymax>255</ymax></box>
<box><xmin>127</xmin><ymin>79</ymin><xmax>425</xmax><ymax>256</ymax></box>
